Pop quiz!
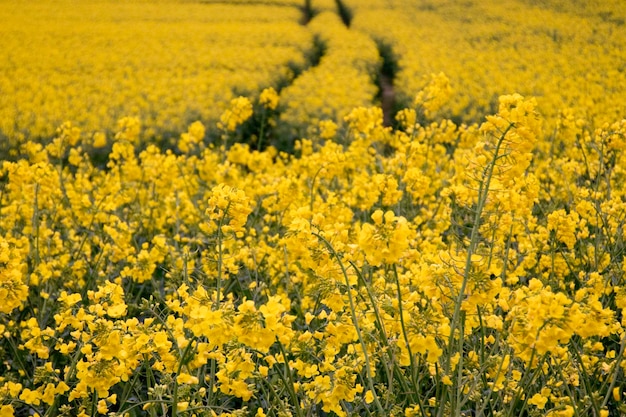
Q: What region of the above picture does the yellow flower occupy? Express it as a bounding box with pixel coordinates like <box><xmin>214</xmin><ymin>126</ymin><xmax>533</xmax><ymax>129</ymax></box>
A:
<box><xmin>405</xmin><ymin>405</ymin><xmax>421</xmax><ymax>417</ymax></box>
<box><xmin>357</xmin><ymin>210</ymin><xmax>414</xmax><ymax>266</ymax></box>
<box><xmin>546</xmin><ymin>405</ymin><xmax>575</xmax><ymax>417</ymax></box>
<box><xmin>19</xmin><ymin>388</ymin><xmax>41</xmax><ymax>406</ymax></box>
<box><xmin>344</xmin><ymin>106</ymin><xmax>384</xmax><ymax>136</ymax></box>
<box><xmin>7</xmin><ymin>381</ymin><xmax>23</xmax><ymax>397</ymax></box>
<box><xmin>0</xmin><ymin>237</ymin><xmax>28</xmax><ymax>314</ymax></box>
<box><xmin>114</xmin><ymin>116</ymin><xmax>141</xmax><ymax>144</ymax></box>
<box><xmin>413</xmin><ymin>72</ymin><xmax>453</xmax><ymax>117</ymax></box>
<box><xmin>546</xmin><ymin>209</ymin><xmax>580</xmax><ymax>250</ymax></box>
<box><xmin>87</xmin><ymin>281</ymin><xmax>127</xmax><ymax>318</ymax></box>
<box><xmin>528</xmin><ymin>393</ymin><xmax>548</xmax><ymax>409</ymax></box>
<box><xmin>97</xmin><ymin>399</ymin><xmax>108</xmax><ymax>414</ymax></box>
<box><xmin>218</xmin><ymin>97</ymin><xmax>253</xmax><ymax>132</ymax></box>
<box><xmin>56</xmin><ymin>381</ymin><xmax>70</xmax><ymax>394</ymax></box>
<box><xmin>319</xmin><ymin>120</ymin><xmax>338</xmax><ymax>140</ymax></box>
<box><xmin>259</xmin><ymin>87</ymin><xmax>279</xmax><ymax>110</ymax></box>
<box><xmin>178</xmin><ymin>121</ymin><xmax>206</xmax><ymax>153</ymax></box>
<box><xmin>613</xmin><ymin>387</ymin><xmax>621</xmax><ymax>401</ymax></box>
<box><xmin>206</xmin><ymin>183</ymin><xmax>252</xmax><ymax>236</ymax></box>
<box><xmin>176</xmin><ymin>373</ymin><xmax>199</xmax><ymax>385</ymax></box>
<box><xmin>528</xmin><ymin>388</ymin><xmax>551</xmax><ymax>410</ymax></box>
<box><xmin>42</xmin><ymin>383</ymin><xmax>56</xmax><ymax>406</ymax></box>
<box><xmin>395</xmin><ymin>108</ymin><xmax>417</xmax><ymax>132</ymax></box>
<box><xmin>92</xmin><ymin>132</ymin><xmax>107</xmax><ymax>148</ymax></box>
<box><xmin>0</xmin><ymin>405</ymin><xmax>15</xmax><ymax>417</ymax></box>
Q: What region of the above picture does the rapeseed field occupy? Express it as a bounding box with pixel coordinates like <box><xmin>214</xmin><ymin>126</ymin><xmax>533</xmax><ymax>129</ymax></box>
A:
<box><xmin>1</xmin><ymin>0</ymin><xmax>626</xmax><ymax>416</ymax></box>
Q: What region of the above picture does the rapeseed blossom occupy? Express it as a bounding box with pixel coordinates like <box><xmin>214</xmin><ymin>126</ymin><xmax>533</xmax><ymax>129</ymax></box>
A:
<box><xmin>218</xmin><ymin>97</ymin><xmax>254</xmax><ymax>132</ymax></box>
<box><xmin>259</xmin><ymin>87</ymin><xmax>279</xmax><ymax>110</ymax></box>
<box><xmin>178</xmin><ymin>121</ymin><xmax>206</xmax><ymax>154</ymax></box>
<box><xmin>0</xmin><ymin>237</ymin><xmax>28</xmax><ymax>314</ymax></box>
<box><xmin>357</xmin><ymin>210</ymin><xmax>413</xmax><ymax>266</ymax></box>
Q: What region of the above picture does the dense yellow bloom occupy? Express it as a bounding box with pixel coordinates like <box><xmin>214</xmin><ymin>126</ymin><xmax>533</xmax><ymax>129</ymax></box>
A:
<box><xmin>178</xmin><ymin>121</ymin><xmax>206</xmax><ymax>154</ymax></box>
<box><xmin>413</xmin><ymin>72</ymin><xmax>454</xmax><ymax>118</ymax></box>
<box><xmin>206</xmin><ymin>183</ymin><xmax>252</xmax><ymax>236</ymax></box>
<box><xmin>259</xmin><ymin>87</ymin><xmax>279</xmax><ymax>110</ymax></box>
<box><xmin>0</xmin><ymin>0</ymin><xmax>311</xmax><ymax>143</ymax></box>
<box><xmin>279</xmin><ymin>11</ymin><xmax>379</xmax><ymax>136</ymax></box>
<box><xmin>546</xmin><ymin>209</ymin><xmax>581</xmax><ymax>250</ymax></box>
<box><xmin>218</xmin><ymin>97</ymin><xmax>254</xmax><ymax>132</ymax></box>
<box><xmin>357</xmin><ymin>210</ymin><xmax>414</xmax><ymax>266</ymax></box>
<box><xmin>87</xmin><ymin>281</ymin><xmax>127</xmax><ymax>318</ymax></box>
<box><xmin>353</xmin><ymin>0</ymin><xmax>626</xmax><ymax>127</ymax></box>
<box><xmin>0</xmin><ymin>237</ymin><xmax>28</xmax><ymax>314</ymax></box>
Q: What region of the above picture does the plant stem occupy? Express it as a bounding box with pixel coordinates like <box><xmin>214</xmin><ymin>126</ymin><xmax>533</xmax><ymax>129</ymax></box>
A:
<box><xmin>446</xmin><ymin>123</ymin><xmax>514</xmax><ymax>416</ymax></box>
<box><xmin>313</xmin><ymin>232</ymin><xmax>386</xmax><ymax>415</ymax></box>
<box><xmin>276</xmin><ymin>340</ymin><xmax>305</xmax><ymax>417</ymax></box>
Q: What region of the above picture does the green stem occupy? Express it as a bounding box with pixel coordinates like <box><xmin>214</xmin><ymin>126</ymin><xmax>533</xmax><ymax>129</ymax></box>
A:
<box><xmin>313</xmin><ymin>232</ymin><xmax>386</xmax><ymax>415</ymax></box>
<box><xmin>601</xmin><ymin>332</ymin><xmax>626</xmax><ymax>408</ymax></box>
<box><xmin>392</xmin><ymin>265</ymin><xmax>422</xmax><ymax>404</ymax></box>
<box><xmin>447</xmin><ymin>123</ymin><xmax>513</xmax><ymax>417</ymax></box>
<box><xmin>90</xmin><ymin>390</ymin><xmax>98</xmax><ymax>417</ymax></box>
<box><xmin>276</xmin><ymin>340</ymin><xmax>305</xmax><ymax>417</ymax></box>
<box><xmin>455</xmin><ymin>310</ymin><xmax>465</xmax><ymax>412</ymax></box>
<box><xmin>351</xmin><ymin>261</ymin><xmax>423</xmax><ymax>411</ymax></box>
<box><xmin>172</xmin><ymin>338</ymin><xmax>197</xmax><ymax>416</ymax></box>
<box><xmin>260</xmin><ymin>374</ymin><xmax>289</xmax><ymax>417</ymax></box>
<box><xmin>32</xmin><ymin>182</ymin><xmax>40</xmax><ymax>268</ymax></box>
<box><xmin>258</xmin><ymin>108</ymin><xmax>267</xmax><ymax>151</ymax></box>
<box><xmin>215</xmin><ymin>215</ymin><xmax>225</xmax><ymax>310</ymax></box>
<box><xmin>505</xmin><ymin>346</ymin><xmax>542</xmax><ymax>417</ymax></box>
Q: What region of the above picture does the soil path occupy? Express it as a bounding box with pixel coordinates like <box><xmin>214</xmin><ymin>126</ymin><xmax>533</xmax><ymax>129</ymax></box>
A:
<box><xmin>380</xmin><ymin>73</ymin><xmax>395</xmax><ymax>127</ymax></box>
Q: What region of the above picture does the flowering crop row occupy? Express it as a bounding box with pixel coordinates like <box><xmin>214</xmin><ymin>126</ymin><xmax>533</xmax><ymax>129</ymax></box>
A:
<box><xmin>350</xmin><ymin>0</ymin><xmax>626</xmax><ymax>128</ymax></box>
<box><xmin>278</xmin><ymin>11</ymin><xmax>380</xmax><ymax>138</ymax></box>
<box><xmin>6</xmin><ymin>0</ymin><xmax>625</xmax><ymax>151</ymax></box>
<box><xmin>0</xmin><ymin>0</ymin><xmax>311</xmax><ymax>148</ymax></box>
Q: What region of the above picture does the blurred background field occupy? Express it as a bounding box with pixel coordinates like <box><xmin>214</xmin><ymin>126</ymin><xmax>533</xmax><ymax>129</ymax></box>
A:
<box><xmin>1</xmin><ymin>0</ymin><xmax>626</xmax><ymax>149</ymax></box>
<box><xmin>0</xmin><ymin>0</ymin><xmax>312</xmax><ymax>146</ymax></box>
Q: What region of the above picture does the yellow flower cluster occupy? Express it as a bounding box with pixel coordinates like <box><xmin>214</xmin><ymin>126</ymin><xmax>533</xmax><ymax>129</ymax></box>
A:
<box><xmin>279</xmin><ymin>11</ymin><xmax>380</xmax><ymax>137</ymax></box>
<box><xmin>218</xmin><ymin>97</ymin><xmax>254</xmax><ymax>133</ymax></box>
<box><xmin>0</xmin><ymin>237</ymin><xmax>28</xmax><ymax>314</ymax></box>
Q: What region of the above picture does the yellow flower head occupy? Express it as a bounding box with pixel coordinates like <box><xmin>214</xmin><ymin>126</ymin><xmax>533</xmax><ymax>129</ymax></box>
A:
<box><xmin>319</xmin><ymin>120</ymin><xmax>338</xmax><ymax>140</ymax></box>
<box><xmin>218</xmin><ymin>97</ymin><xmax>253</xmax><ymax>132</ymax></box>
<box><xmin>206</xmin><ymin>183</ymin><xmax>252</xmax><ymax>235</ymax></box>
<box><xmin>179</xmin><ymin>120</ymin><xmax>206</xmax><ymax>153</ymax></box>
<box><xmin>114</xmin><ymin>116</ymin><xmax>141</xmax><ymax>144</ymax></box>
<box><xmin>413</xmin><ymin>72</ymin><xmax>453</xmax><ymax>117</ymax></box>
<box><xmin>259</xmin><ymin>87</ymin><xmax>279</xmax><ymax>110</ymax></box>
<box><xmin>0</xmin><ymin>237</ymin><xmax>28</xmax><ymax>314</ymax></box>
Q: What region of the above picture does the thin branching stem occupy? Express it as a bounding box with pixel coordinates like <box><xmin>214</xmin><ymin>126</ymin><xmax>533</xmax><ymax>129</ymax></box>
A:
<box><xmin>313</xmin><ymin>231</ymin><xmax>386</xmax><ymax>416</ymax></box>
